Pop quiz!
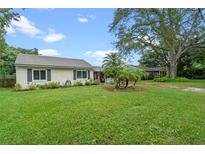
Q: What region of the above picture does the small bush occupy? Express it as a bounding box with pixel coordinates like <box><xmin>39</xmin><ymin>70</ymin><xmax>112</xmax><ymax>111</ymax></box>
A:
<box><xmin>28</xmin><ymin>83</ymin><xmax>37</xmax><ymax>90</ymax></box>
<box><xmin>84</xmin><ymin>80</ymin><xmax>91</xmax><ymax>86</ymax></box>
<box><xmin>37</xmin><ymin>82</ymin><xmax>61</xmax><ymax>89</ymax></box>
<box><xmin>175</xmin><ymin>77</ymin><xmax>189</xmax><ymax>82</ymax></box>
<box><xmin>154</xmin><ymin>76</ymin><xmax>171</xmax><ymax>82</ymax></box>
<box><xmin>14</xmin><ymin>83</ymin><xmax>22</xmax><ymax>91</ymax></box>
<box><xmin>47</xmin><ymin>82</ymin><xmax>61</xmax><ymax>89</ymax></box>
<box><xmin>38</xmin><ymin>83</ymin><xmax>48</xmax><ymax>89</ymax></box>
<box><xmin>91</xmin><ymin>79</ymin><xmax>100</xmax><ymax>85</ymax></box>
<box><xmin>193</xmin><ymin>75</ymin><xmax>205</xmax><ymax>79</ymax></box>
<box><xmin>154</xmin><ymin>76</ymin><xmax>189</xmax><ymax>82</ymax></box>
<box><xmin>74</xmin><ymin>81</ymin><xmax>83</xmax><ymax>86</ymax></box>
<box><xmin>0</xmin><ymin>79</ymin><xmax>16</xmax><ymax>87</ymax></box>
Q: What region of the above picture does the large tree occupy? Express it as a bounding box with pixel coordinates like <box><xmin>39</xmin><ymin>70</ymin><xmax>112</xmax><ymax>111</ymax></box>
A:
<box><xmin>110</xmin><ymin>9</ymin><xmax>205</xmax><ymax>79</ymax></box>
<box><xmin>0</xmin><ymin>9</ymin><xmax>19</xmax><ymax>53</ymax></box>
<box><xmin>0</xmin><ymin>9</ymin><xmax>19</xmax><ymax>78</ymax></box>
<box><xmin>138</xmin><ymin>51</ymin><xmax>162</xmax><ymax>67</ymax></box>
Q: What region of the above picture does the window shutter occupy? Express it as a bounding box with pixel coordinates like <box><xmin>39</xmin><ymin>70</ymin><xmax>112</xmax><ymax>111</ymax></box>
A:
<box><xmin>27</xmin><ymin>69</ymin><xmax>32</xmax><ymax>82</ymax></box>
<box><xmin>47</xmin><ymin>69</ymin><xmax>51</xmax><ymax>81</ymax></box>
<box><xmin>88</xmin><ymin>70</ymin><xmax>90</xmax><ymax>79</ymax></box>
<box><xmin>73</xmin><ymin>70</ymin><xmax>76</xmax><ymax>80</ymax></box>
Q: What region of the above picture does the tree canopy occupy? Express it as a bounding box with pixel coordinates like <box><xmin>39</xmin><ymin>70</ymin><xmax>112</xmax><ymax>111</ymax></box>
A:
<box><xmin>0</xmin><ymin>46</ymin><xmax>38</xmax><ymax>76</ymax></box>
<box><xmin>0</xmin><ymin>9</ymin><xmax>19</xmax><ymax>53</ymax></box>
<box><xmin>110</xmin><ymin>9</ymin><xmax>205</xmax><ymax>79</ymax></box>
<box><xmin>0</xmin><ymin>8</ymin><xmax>20</xmax><ymax>77</ymax></box>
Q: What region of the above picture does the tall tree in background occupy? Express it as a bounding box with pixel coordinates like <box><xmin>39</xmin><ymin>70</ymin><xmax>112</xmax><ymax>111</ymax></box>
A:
<box><xmin>0</xmin><ymin>9</ymin><xmax>19</xmax><ymax>77</ymax></box>
<box><xmin>0</xmin><ymin>9</ymin><xmax>38</xmax><ymax>78</ymax></box>
<box><xmin>0</xmin><ymin>47</ymin><xmax>38</xmax><ymax>76</ymax></box>
<box><xmin>138</xmin><ymin>51</ymin><xmax>162</xmax><ymax>67</ymax></box>
<box><xmin>0</xmin><ymin>9</ymin><xmax>19</xmax><ymax>53</ymax></box>
<box><xmin>110</xmin><ymin>9</ymin><xmax>205</xmax><ymax>79</ymax></box>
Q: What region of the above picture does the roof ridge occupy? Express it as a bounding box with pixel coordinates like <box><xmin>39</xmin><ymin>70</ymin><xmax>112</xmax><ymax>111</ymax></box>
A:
<box><xmin>18</xmin><ymin>53</ymin><xmax>86</xmax><ymax>61</ymax></box>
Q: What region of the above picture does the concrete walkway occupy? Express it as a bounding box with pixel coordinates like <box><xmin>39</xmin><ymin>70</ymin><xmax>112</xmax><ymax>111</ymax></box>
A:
<box><xmin>182</xmin><ymin>87</ymin><xmax>205</xmax><ymax>93</ymax></box>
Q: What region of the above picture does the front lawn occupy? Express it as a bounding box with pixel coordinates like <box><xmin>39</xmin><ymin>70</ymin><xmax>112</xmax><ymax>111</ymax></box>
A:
<box><xmin>0</xmin><ymin>83</ymin><xmax>205</xmax><ymax>144</ymax></box>
<box><xmin>161</xmin><ymin>79</ymin><xmax>205</xmax><ymax>88</ymax></box>
<box><xmin>143</xmin><ymin>79</ymin><xmax>205</xmax><ymax>88</ymax></box>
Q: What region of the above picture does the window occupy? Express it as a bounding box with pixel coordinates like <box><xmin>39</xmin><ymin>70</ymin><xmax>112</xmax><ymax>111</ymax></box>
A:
<box><xmin>40</xmin><ymin>70</ymin><xmax>46</xmax><ymax>80</ymax></box>
<box><xmin>76</xmin><ymin>70</ymin><xmax>87</xmax><ymax>79</ymax></box>
<box><xmin>33</xmin><ymin>70</ymin><xmax>47</xmax><ymax>81</ymax></box>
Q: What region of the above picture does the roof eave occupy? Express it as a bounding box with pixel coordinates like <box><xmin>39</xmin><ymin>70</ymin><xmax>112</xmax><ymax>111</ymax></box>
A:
<box><xmin>15</xmin><ymin>64</ymin><xmax>94</xmax><ymax>70</ymax></box>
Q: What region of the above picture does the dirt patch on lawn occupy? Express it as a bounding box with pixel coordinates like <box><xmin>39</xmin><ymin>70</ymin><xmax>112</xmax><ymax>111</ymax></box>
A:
<box><xmin>104</xmin><ymin>86</ymin><xmax>145</xmax><ymax>92</ymax></box>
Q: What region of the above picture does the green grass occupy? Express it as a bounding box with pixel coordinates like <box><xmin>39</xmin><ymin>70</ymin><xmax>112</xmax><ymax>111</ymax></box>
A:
<box><xmin>166</xmin><ymin>79</ymin><xmax>205</xmax><ymax>88</ymax></box>
<box><xmin>147</xmin><ymin>79</ymin><xmax>205</xmax><ymax>88</ymax></box>
<box><xmin>0</xmin><ymin>82</ymin><xmax>205</xmax><ymax>144</ymax></box>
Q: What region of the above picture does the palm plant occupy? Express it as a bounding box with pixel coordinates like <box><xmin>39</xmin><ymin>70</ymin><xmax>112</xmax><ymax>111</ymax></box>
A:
<box><xmin>118</xmin><ymin>67</ymin><xmax>147</xmax><ymax>88</ymax></box>
<box><xmin>102</xmin><ymin>52</ymin><xmax>124</xmax><ymax>88</ymax></box>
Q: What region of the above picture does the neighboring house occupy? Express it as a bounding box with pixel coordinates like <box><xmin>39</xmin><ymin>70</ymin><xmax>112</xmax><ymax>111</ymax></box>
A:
<box><xmin>15</xmin><ymin>54</ymin><xmax>95</xmax><ymax>89</ymax></box>
<box><xmin>129</xmin><ymin>65</ymin><xmax>166</xmax><ymax>79</ymax></box>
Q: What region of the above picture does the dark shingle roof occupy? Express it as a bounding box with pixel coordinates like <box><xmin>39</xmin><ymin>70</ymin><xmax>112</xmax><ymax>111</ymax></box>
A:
<box><xmin>129</xmin><ymin>65</ymin><xmax>165</xmax><ymax>72</ymax></box>
<box><xmin>15</xmin><ymin>54</ymin><xmax>93</xmax><ymax>69</ymax></box>
<box><xmin>92</xmin><ymin>66</ymin><xmax>103</xmax><ymax>72</ymax></box>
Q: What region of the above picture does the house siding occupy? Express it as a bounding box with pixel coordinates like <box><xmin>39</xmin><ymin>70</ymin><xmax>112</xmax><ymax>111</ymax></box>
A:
<box><xmin>16</xmin><ymin>66</ymin><xmax>94</xmax><ymax>89</ymax></box>
<box><xmin>16</xmin><ymin>66</ymin><xmax>28</xmax><ymax>89</ymax></box>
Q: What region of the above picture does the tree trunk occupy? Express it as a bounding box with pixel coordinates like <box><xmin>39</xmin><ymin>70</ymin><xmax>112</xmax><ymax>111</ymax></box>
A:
<box><xmin>170</xmin><ymin>62</ymin><xmax>177</xmax><ymax>79</ymax></box>
<box><xmin>166</xmin><ymin>66</ymin><xmax>171</xmax><ymax>77</ymax></box>
<box><xmin>114</xmin><ymin>78</ymin><xmax>119</xmax><ymax>88</ymax></box>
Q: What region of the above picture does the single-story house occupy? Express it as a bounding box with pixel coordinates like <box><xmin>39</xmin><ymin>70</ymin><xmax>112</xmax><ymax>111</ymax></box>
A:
<box><xmin>15</xmin><ymin>54</ymin><xmax>166</xmax><ymax>89</ymax></box>
<box><xmin>15</xmin><ymin>54</ymin><xmax>97</xmax><ymax>89</ymax></box>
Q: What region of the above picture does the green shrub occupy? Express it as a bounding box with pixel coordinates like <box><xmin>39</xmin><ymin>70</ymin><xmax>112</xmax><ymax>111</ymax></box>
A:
<box><xmin>14</xmin><ymin>83</ymin><xmax>22</xmax><ymax>91</ymax></box>
<box><xmin>91</xmin><ymin>79</ymin><xmax>100</xmax><ymax>85</ymax></box>
<box><xmin>154</xmin><ymin>76</ymin><xmax>189</xmax><ymax>82</ymax></box>
<box><xmin>47</xmin><ymin>82</ymin><xmax>61</xmax><ymax>89</ymax></box>
<box><xmin>84</xmin><ymin>80</ymin><xmax>91</xmax><ymax>86</ymax></box>
<box><xmin>0</xmin><ymin>79</ymin><xmax>16</xmax><ymax>87</ymax></box>
<box><xmin>28</xmin><ymin>83</ymin><xmax>37</xmax><ymax>90</ymax></box>
<box><xmin>38</xmin><ymin>83</ymin><xmax>48</xmax><ymax>89</ymax></box>
<box><xmin>154</xmin><ymin>76</ymin><xmax>174</xmax><ymax>82</ymax></box>
<box><xmin>175</xmin><ymin>77</ymin><xmax>189</xmax><ymax>82</ymax></box>
<box><xmin>74</xmin><ymin>81</ymin><xmax>83</xmax><ymax>86</ymax></box>
<box><xmin>37</xmin><ymin>82</ymin><xmax>61</xmax><ymax>89</ymax></box>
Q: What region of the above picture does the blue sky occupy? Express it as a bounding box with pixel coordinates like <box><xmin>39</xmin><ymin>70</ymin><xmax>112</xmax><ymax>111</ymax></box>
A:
<box><xmin>5</xmin><ymin>9</ymin><xmax>139</xmax><ymax>66</ymax></box>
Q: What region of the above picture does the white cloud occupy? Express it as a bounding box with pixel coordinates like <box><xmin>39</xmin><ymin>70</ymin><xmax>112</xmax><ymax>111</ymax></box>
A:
<box><xmin>8</xmin><ymin>16</ymin><xmax>65</xmax><ymax>43</ymax></box>
<box><xmin>38</xmin><ymin>49</ymin><xmax>61</xmax><ymax>56</ymax></box>
<box><xmin>11</xmin><ymin>15</ymin><xmax>43</xmax><ymax>38</ymax></box>
<box><xmin>84</xmin><ymin>50</ymin><xmax>118</xmax><ymax>65</ymax></box>
<box><xmin>84</xmin><ymin>51</ymin><xmax>92</xmax><ymax>55</ymax></box>
<box><xmin>43</xmin><ymin>29</ymin><xmax>66</xmax><ymax>43</ymax></box>
<box><xmin>89</xmin><ymin>15</ymin><xmax>96</xmax><ymax>20</ymax></box>
<box><xmin>6</xmin><ymin>26</ymin><xmax>15</xmax><ymax>34</ymax></box>
<box><xmin>77</xmin><ymin>14</ymin><xmax>96</xmax><ymax>23</ymax></box>
<box><xmin>77</xmin><ymin>17</ymin><xmax>88</xmax><ymax>23</ymax></box>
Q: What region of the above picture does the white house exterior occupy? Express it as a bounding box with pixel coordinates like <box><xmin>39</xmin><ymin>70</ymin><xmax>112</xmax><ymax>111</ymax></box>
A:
<box><xmin>15</xmin><ymin>54</ymin><xmax>94</xmax><ymax>89</ymax></box>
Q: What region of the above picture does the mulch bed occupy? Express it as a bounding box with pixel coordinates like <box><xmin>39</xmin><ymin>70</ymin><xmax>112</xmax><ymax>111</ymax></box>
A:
<box><xmin>104</xmin><ymin>86</ymin><xmax>145</xmax><ymax>92</ymax></box>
